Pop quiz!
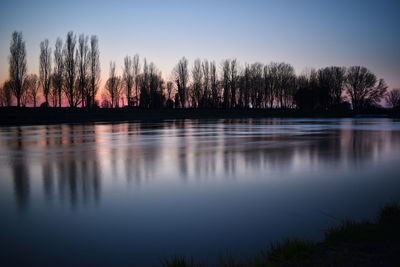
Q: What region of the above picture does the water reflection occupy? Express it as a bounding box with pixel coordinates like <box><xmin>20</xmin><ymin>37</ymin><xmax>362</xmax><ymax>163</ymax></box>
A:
<box><xmin>1</xmin><ymin>119</ymin><xmax>399</xmax><ymax>211</ymax></box>
<box><xmin>12</xmin><ymin>127</ymin><xmax>30</xmax><ymax>211</ymax></box>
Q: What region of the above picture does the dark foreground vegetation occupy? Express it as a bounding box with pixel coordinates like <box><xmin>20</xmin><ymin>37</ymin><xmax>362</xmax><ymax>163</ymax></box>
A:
<box><xmin>161</xmin><ymin>203</ymin><xmax>400</xmax><ymax>267</ymax></box>
<box><xmin>0</xmin><ymin>107</ymin><xmax>399</xmax><ymax>126</ymax></box>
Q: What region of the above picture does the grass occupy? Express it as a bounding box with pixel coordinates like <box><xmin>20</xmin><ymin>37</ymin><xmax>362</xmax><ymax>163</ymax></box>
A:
<box><xmin>161</xmin><ymin>203</ymin><xmax>400</xmax><ymax>266</ymax></box>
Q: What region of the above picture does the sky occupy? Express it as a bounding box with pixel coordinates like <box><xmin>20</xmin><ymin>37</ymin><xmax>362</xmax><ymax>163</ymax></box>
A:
<box><xmin>1</xmin><ymin>0</ymin><xmax>399</xmax><ymax>93</ymax></box>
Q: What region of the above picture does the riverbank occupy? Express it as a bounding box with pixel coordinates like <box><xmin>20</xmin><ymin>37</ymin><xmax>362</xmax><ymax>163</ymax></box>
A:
<box><xmin>0</xmin><ymin>107</ymin><xmax>398</xmax><ymax>126</ymax></box>
<box><xmin>162</xmin><ymin>203</ymin><xmax>400</xmax><ymax>266</ymax></box>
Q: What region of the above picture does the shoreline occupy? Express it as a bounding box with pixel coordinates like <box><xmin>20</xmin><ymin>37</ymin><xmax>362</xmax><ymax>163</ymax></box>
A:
<box><xmin>162</xmin><ymin>203</ymin><xmax>400</xmax><ymax>266</ymax></box>
<box><xmin>0</xmin><ymin>107</ymin><xmax>398</xmax><ymax>126</ymax></box>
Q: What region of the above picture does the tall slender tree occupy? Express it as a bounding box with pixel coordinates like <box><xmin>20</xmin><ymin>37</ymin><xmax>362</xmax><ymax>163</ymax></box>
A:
<box><xmin>174</xmin><ymin>57</ymin><xmax>189</xmax><ymax>108</ymax></box>
<box><xmin>53</xmin><ymin>38</ymin><xmax>64</xmax><ymax>107</ymax></box>
<box><xmin>39</xmin><ymin>39</ymin><xmax>52</xmax><ymax>106</ymax></box>
<box><xmin>201</xmin><ymin>60</ymin><xmax>210</xmax><ymax>106</ymax></box>
<box><xmin>132</xmin><ymin>54</ymin><xmax>140</xmax><ymax>105</ymax></box>
<box><xmin>230</xmin><ymin>59</ymin><xmax>238</xmax><ymax>108</ymax></box>
<box><xmin>191</xmin><ymin>59</ymin><xmax>203</xmax><ymax>108</ymax></box>
<box><xmin>89</xmin><ymin>35</ymin><xmax>100</xmax><ymax>108</ymax></box>
<box><xmin>63</xmin><ymin>31</ymin><xmax>77</xmax><ymax>107</ymax></box>
<box><xmin>123</xmin><ymin>55</ymin><xmax>133</xmax><ymax>106</ymax></box>
<box><xmin>9</xmin><ymin>31</ymin><xmax>27</xmax><ymax>107</ymax></box>
<box><xmin>77</xmin><ymin>34</ymin><xmax>89</xmax><ymax>107</ymax></box>
<box><xmin>222</xmin><ymin>59</ymin><xmax>230</xmax><ymax>108</ymax></box>
<box><xmin>210</xmin><ymin>61</ymin><xmax>218</xmax><ymax>107</ymax></box>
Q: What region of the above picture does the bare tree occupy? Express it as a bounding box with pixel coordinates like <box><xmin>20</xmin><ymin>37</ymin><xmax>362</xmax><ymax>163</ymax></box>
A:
<box><xmin>105</xmin><ymin>62</ymin><xmax>121</xmax><ymax>108</ymax></box>
<box><xmin>63</xmin><ymin>31</ymin><xmax>77</xmax><ymax>107</ymax></box>
<box><xmin>148</xmin><ymin>62</ymin><xmax>164</xmax><ymax>108</ymax></box>
<box><xmin>25</xmin><ymin>74</ymin><xmax>40</xmax><ymax>107</ymax></box>
<box><xmin>77</xmin><ymin>34</ymin><xmax>89</xmax><ymax>107</ymax></box>
<box><xmin>89</xmin><ymin>35</ymin><xmax>100</xmax><ymax>108</ymax></box>
<box><xmin>210</xmin><ymin>61</ymin><xmax>218</xmax><ymax>107</ymax></box>
<box><xmin>123</xmin><ymin>55</ymin><xmax>133</xmax><ymax>106</ymax></box>
<box><xmin>328</xmin><ymin>66</ymin><xmax>346</xmax><ymax>106</ymax></box>
<box><xmin>39</xmin><ymin>39</ymin><xmax>52</xmax><ymax>106</ymax></box>
<box><xmin>345</xmin><ymin>66</ymin><xmax>387</xmax><ymax>110</ymax></box>
<box><xmin>222</xmin><ymin>59</ymin><xmax>230</xmax><ymax>108</ymax></box>
<box><xmin>230</xmin><ymin>59</ymin><xmax>238</xmax><ymax>108</ymax></box>
<box><xmin>385</xmin><ymin>89</ymin><xmax>400</xmax><ymax>108</ymax></box>
<box><xmin>9</xmin><ymin>31</ymin><xmax>27</xmax><ymax>107</ymax></box>
<box><xmin>49</xmin><ymin>75</ymin><xmax>59</xmax><ymax>107</ymax></box>
<box><xmin>250</xmin><ymin>63</ymin><xmax>263</xmax><ymax>108</ymax></box>
<box><xmin>274</xmin><ymin>62</ymin><xmax>295</xmax><ymax>108</ymax></box>
<box><xmin>174</xmin><ymin>57</ymin><xmax>189</xmax><ymax>108</ymax></box>
<box><xmin>139</xmin><ymin>58</ymin><xmax>150</xmax><ymax>107</ymax></box>
<box><xmin>132</xmin><ymin>54</ymin><xmax>140</xmax><ymax>105</ymax></box>
<box><xmin>263</xmin><ymin>64</ymin><xmax>278</xmax><ymax>108</ymax></box>
<box><xmin>241</xmin><ymin>64</ymin><xmax>251</xmax><ymax>108</ymax></box>
<box><xmin>191</xmin><ymin>59</ymin><xmax>203</xmax><ymax>108</ymax></box>
<box><xmin>201</xmin><ymin>60</ymin><xmax>210</xmax><ymax>106</ymax></box>
<box><xmin>0</xmin><ymin>81</ymin><xmax>13</xmax><ymax>106</ymax></box>
<box><xmin>53</xmin><ymin>38</ymin><xmax>64</xmax><ymax>107</ymax></box>
<box><xmin>166</xmin><ymin>81</ymin><xmax>174</xmax><ymax>100</ymax></box>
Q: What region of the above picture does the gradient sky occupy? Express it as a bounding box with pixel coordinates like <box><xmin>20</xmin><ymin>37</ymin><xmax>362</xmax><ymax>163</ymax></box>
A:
<box><xmin>1</xmin><ymin>0</ymin><xmax>399</xmax><ymax>92</ymax></box>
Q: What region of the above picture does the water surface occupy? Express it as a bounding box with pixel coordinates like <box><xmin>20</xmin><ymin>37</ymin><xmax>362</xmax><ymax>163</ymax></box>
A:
<box><xmin>1</xmin><ymin>119</ymin><xmax>400</xmax><ymax>266</ymax></box>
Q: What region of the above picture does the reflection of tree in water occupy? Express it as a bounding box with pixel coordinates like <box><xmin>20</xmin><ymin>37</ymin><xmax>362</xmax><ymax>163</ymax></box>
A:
<box><xmin>177</xmin><ymin>120</ymin><xmax>188</xmax><ymax>180</ymax></box>
<box><xmin>121</xmin><ymin>122</ymin><xmax>163</xmax><ymax>185</ymax></box>
<box><xmin>9</xmin><ymin>120</ymin><xmax>400</xmax><ymax>209</ymax></box>
<box><xmin>39</xmin><ymin>124</ymin><xmax>102</xmax><ymax>208</ymax></box>
<box><xmin>12</xmin><ymin>127</ymin><xmax>30</xmax><ymax>211</ymax></box>
<box><xmin>175</xmin><ymin>120</ymin><xmax>400</xmax><ymax>180</ymax></box>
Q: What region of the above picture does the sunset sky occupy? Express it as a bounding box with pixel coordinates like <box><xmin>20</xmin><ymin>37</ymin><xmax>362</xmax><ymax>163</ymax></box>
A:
<box><xmin>1</xmin><ymin>0</ymin><xmax>399</xmax><ymax>97</ymax></box>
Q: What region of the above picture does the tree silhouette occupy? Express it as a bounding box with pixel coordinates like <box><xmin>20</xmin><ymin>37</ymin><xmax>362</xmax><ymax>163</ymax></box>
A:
<box><xmin>9</xmin><ymin>31</ymin><xmax>27</xmax><ymax>107</ymax></box>
<box><xmin>132</xmin><ymin>54</ymin><xmax>140</xmax><ymax>106</ymax></box>
<box><xmin>25</xmin><ymin>74</ymin><xmax>40</xmax><ymax>107</ymax></box>
<box><xmin>230</xmin><ymin>59</ymin><xmax>238</xmax><ymax>108</ymax></box>
<box><xmin>386</xmin><ymin>89</ymin><xmax>400</xmax><ymax>109</ymax></box>
<box><xmin>201</xmin><ymin>60</ymin><xmax>210</xmax><ymax>107</ymax></box>
<box><xmin>77</xmin><ymin>34</ymin><xmax>89</xmax><ymax>107</ymax></box>
<box><xmin>105</xmin><ymin>62</ymin><xmax>121</xmax><ymax>108</ymax></box>
<box><xmin>345</xmin><ymin>66</ymin><xmax>387</xmax><ymax>111</ymax></box>
<box><xmin>174</xmin><ymin>57</ymin><xmax>189</xmax><ymax>108</ymax></box>
<box><xmin>263</xmin><ymin>64</ymin><xmax>276</xmax><ymax>108</ymax></box>
<box><xmin>275</xmin><ymin>62</ymin><xmax>295</xmax><ymax>108</ymax></box>
<box><xmin>89</xmin><ymin>35</ymin><xmax>100</xmax><ymax>108</ymax></box>
<box><xmin>0</xmin><ymin>81</ymin><xmax>13</xmax><ymax>106</ymax></box>
<box><xmin>123</xmin><ymin>55</ymin><xmax>134</xmax><ymax>106</ymax></box>
<box><xmin>252</xmin><ymin>63</ymin><xmax>264</xmax><ymax>108</ymax></box>
<box><xmin>39</xmin><ymin>39</ymin><xmax>52</xmax><ymax>106</ymax></box>
<box><xmin>327</xmin><ymin>66</ymin><xmax>346</xmax><ymax>107</ymax></box>
<box><xmin>53</xmin><ymin>38</ymin><xmax>64</xmax><ymax>107</ymax></box>
<box><xmin>222</xmin><ymin>59</ymin><xmax>230</xmax><ymax>108</ymax></box>
<box><xmin>191</xmin><ymin>59</ymin><xmax>202</xmax><ymax>108</ymax></box>
<box><xmin>2</xmin><ymin>30</ymin><xmax>394</xmax><ymax>113</ymax></box>
<box><xmin>63</xmin><ymin>31</ymin><xmax>78</xmax><ymax>107</ymax></box>
<box><xmin>210</xmin><ymin>61</ymin><xmax>218</xmax><ymax>108</ymax></box>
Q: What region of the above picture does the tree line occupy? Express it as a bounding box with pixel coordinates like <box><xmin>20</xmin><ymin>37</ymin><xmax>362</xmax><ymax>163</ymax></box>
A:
<box><xmin>1</xmin><ymin>31</ymin><xmax>399</xmax><ymax>111</ymax></box>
